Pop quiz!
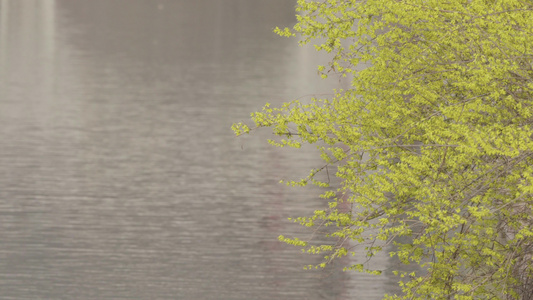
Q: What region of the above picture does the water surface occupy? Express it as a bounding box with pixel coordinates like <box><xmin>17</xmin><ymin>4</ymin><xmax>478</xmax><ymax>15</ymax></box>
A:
<box><xmin>0</xmin><ymin>1</ymin><xmax>398</xmax><ymax>299</ymax></box>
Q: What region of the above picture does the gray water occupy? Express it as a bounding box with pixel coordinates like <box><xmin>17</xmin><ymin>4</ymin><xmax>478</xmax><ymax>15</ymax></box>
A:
<box><xmin>0</xmin><ymin>1</ymin><xmax>399</xmax><ymax>299</ymax></box>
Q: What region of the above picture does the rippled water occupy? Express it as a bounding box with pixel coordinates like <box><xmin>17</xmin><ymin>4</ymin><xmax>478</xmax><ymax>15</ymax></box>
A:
<box><xmin>0</xmin><ymin>0</ymin><xmax>399</xmax><ymax>299</ymax></box>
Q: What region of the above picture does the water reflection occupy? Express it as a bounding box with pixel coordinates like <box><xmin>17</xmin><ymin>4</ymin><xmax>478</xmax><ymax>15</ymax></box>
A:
<box><xmin>0</xmin><ymin>0</ymin><xmax>396</xmax><ymax>299</ymax></box>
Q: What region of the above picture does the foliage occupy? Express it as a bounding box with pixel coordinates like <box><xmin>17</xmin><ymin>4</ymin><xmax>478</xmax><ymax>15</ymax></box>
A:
<box><xmin>233</xmin><ymin>0</ymin><xmax>533</xmax><ymax>299</ymax></box>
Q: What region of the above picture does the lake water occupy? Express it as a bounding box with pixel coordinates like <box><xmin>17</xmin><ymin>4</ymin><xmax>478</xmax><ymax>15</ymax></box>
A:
<box><xmin>0</xmin><ymin>1</ymin><xmax>400</xmax><ymax>299</ymax></box>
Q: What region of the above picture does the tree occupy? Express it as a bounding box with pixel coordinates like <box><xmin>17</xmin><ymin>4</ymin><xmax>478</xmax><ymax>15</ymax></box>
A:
<box><xmin>233</xmin><ymin>0</ymin><xmax>533</xmax><ymax>299</ymax></box>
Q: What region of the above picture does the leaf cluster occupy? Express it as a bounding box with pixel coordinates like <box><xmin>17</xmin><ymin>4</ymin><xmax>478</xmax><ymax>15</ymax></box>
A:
<box><xmin>234</xmin><ymin>0</ymin><xmax>533</xmax><ymax>299</ymax></box>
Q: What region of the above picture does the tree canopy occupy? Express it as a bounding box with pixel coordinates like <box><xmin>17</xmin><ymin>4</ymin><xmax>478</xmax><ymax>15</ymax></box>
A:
<box><xmin>233</xmin><ymin>0</ymin><xmax>533</xmax><ymax>298</ymax></box>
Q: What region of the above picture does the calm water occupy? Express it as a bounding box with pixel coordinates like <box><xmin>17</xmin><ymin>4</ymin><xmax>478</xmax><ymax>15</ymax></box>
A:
<box><xmin>0</xmin><ymin>1</ymin><xmax>399</xmax><ymax>299</ymax></box>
